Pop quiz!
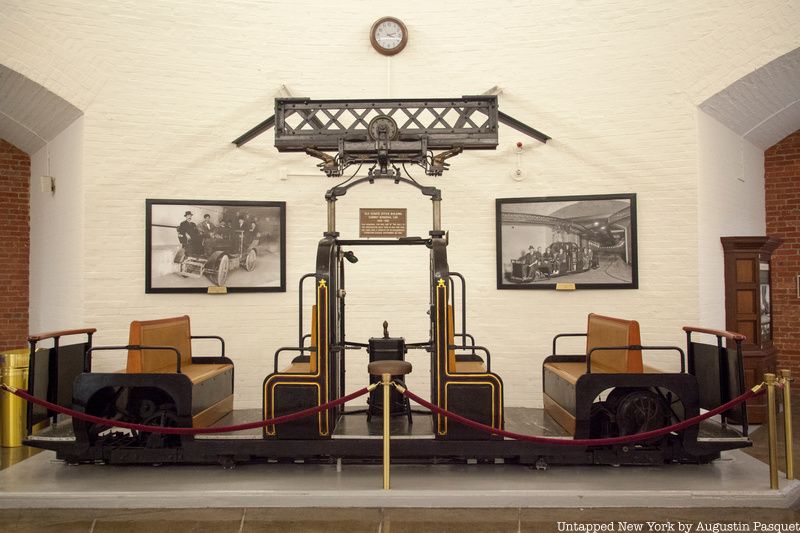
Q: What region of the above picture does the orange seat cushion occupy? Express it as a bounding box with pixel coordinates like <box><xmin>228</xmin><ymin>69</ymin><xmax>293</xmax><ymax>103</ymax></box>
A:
<box><xmin>545</xmin><ymin>361</ymin><xmax>660</xmax><ymax>385</ymax></box>
<box><xmin>127</xmin><ymin>316</ymin><xmax>193</xmax><ymax>373</ymax></box>
<box><xmin>282</xmin><ymin>362</ymin><xmax>311</xmax><ymax>374</ymax></box>
<box><xmin>586</xmin><ymin>313</ymin><xmax>642</xmax><ymax>373</ymax></box>
<box><xmin>142</xmin><ymin>362</ymin><xmax>232</xmax><ymax>384</ymax></box>
<box><xmin>456</xmin><ymin>361</ymin><xmax>487</xmax><ymax>373</ymax></box>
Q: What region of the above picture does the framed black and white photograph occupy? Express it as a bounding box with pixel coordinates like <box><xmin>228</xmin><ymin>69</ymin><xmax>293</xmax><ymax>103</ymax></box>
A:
<box><xmin>146</xmin><ymin>199</ymin><xmax>286</xmax><ymax>293</ymax></box>
<box><xmin>496</xmin><ymin>194</ymin><xmax>638</xmax><ymax>290</ymax></box>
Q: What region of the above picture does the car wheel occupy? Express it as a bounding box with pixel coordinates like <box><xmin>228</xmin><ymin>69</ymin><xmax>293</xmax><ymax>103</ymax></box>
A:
<box><xmin>244</xmin><ymin>249</ymin><xmax>257</xmax><ymax>271</ymax></box>
<box><xmin>216</xmin><ymin>255</ymin><xmax>229</xmax><ymax>286</ymax></box>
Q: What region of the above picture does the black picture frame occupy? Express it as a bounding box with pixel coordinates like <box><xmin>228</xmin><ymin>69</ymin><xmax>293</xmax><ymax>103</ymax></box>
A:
<box><xmin>145</xmin><ymin>199</ymin><xmax>286</xmax><ymax>293</ymax></box>
<box><xmin>496</xmin><ymin>193</ymin><xmax>638</xmax><ymax>290</ymax></box>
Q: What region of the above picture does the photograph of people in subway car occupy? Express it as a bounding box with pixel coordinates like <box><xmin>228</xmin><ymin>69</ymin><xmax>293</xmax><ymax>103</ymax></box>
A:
<box><xmin>497</xmin><ymin>194</ymin><xmax>637</xmax><ymax>289</ymax></box>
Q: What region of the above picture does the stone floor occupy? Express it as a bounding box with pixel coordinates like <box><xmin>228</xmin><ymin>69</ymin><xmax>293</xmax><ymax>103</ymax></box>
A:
<box><xmin>1</xmin><ymin>506</ymin><xmax>799</xmax><ymax>533</ymax></box>
<box><xmin>741</xmin><ymin>396</ymin><xmax>800</xmax><ymax>474</ymax></box>
<box><xmin>0</xmin><ymin>445</ymin><xmax>39</xmax><ymax>471</ymax></box>
<box><xmin>2</xmin><ymin>397</ymin><xmax>800</xmax><ymax>530</ymax></box>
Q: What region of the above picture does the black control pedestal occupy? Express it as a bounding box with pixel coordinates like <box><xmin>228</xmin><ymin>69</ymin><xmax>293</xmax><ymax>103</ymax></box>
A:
<box><xmin>367</xmin><ymin>321</ymin><xmax>412</xmax><ymax>423</ymax></box>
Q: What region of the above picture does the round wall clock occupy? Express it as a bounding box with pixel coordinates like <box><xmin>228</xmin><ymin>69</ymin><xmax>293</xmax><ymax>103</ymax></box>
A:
<box><xmin>370</xmin><ymin>17</ymin><xmax>408</xmax><ymax>56</ymax></box>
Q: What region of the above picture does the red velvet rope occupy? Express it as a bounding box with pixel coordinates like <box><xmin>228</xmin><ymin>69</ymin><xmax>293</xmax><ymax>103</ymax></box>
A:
<box><xmin>403</xmin><ymin>387</ymin><xmax>761</xmax><ymax>446</ymax></box>
<box><xmin>4</xmin><ymin>385</ymin><xmax>369</xmax><ymax>435</ymax></box>
<box><xmin>4</xmin><ymin>382</ymin><xmax>762</xmax><ymax>444</ymax></box>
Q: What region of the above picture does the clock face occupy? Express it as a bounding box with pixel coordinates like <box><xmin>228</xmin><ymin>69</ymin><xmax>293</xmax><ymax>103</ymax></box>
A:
<box><xmin>370</xmin><ymin>17</ymin><xmax>408</xmax><ymax>55</ymax></box>
<box><xmin>375</xmin><ymin>20</ymin><xmax>403</xmax><ymax>50</ymax></box>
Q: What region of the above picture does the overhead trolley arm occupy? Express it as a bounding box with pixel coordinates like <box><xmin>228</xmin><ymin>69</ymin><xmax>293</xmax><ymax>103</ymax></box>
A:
<box><xmin>232</xmin><ymin>96</ymin><xmax>550</xmax><ymax>177</ymax></box>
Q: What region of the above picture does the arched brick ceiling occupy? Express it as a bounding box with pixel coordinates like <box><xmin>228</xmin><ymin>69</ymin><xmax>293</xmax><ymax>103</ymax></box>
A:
<box><xmin>700</xmin><ymin>47</ymin><xmax>800</xmax><ymax>150</ymax></box>
<box><xmin>0</xmin><ymin>64</ymin><xmax>82</xmax><ymax>155</ymax></box>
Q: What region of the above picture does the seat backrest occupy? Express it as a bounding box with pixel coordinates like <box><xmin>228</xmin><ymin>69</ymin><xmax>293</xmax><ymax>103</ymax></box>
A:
<box><xmin>310</xmin><ymin>304</ymin><xmax>318</xmax><ymax>373</ymax></box>
<box><xmin>586</xmin><ymin>313</ymin><xmax>642</xmax><ymax>373</ymax></box>
<box><xmin>127</xmin><ymin>316</ymin><xmax>192</xmax><ymax>373</ymax></box>
<box><xmin>447</xmin><ymin>304</ymin><xmax>456</xmax><ymax>372</ymax></box>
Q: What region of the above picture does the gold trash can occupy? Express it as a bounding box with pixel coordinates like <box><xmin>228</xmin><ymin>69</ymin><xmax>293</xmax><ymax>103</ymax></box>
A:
<box><xmin>0</xmin><ymin>348</ymin><xmax>29</xmax><ymax>448</ymax></box>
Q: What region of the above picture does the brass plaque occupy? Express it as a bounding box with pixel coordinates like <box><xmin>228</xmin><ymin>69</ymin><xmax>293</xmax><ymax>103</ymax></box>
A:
<box><xmin>207</xmin><ymin>286</ymin><xmax>228</xmax><ymax>294</ymax></box>
<box><xmin>359</xmin><ymin>208</ymin><xmax>407</xmax><ymax>238</ymax></box>
<box><xmin>555</xmin><ymin>283</ymin><xmax>576</xmax><ymax>291</ymax></box>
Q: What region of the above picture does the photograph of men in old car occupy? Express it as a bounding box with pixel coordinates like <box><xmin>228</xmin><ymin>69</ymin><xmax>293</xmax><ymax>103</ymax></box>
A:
<box><xmin>496</xmin><ymin>194</ymin><xmax>637</xmax><ymax>289</ymax></box>
<box><xmin>146</xmin><ymin>200</ymin><xmax>286</xmax><ymax>292</ymax></box>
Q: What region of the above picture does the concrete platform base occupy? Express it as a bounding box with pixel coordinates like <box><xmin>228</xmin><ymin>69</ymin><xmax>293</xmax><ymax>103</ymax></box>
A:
<box><xmin>0</xmin><ymin>450</ymin><xmax>797</xmax><ymax>509</ymax></box>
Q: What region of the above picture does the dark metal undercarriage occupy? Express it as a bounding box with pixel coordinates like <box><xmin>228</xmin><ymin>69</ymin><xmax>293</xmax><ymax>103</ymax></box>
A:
<box><xmin>26</xmin><ymin>406</ymin><xmax>747</xmax><ymax>468</ymax></box>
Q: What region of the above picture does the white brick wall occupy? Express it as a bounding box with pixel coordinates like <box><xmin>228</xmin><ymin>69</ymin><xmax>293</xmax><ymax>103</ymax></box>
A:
<box><xmin>697</xmin><ymin>110</ymin><xmax>767</xmax><ymax>330</ymax></box>
<box><xmin>29</xmin><ymin>118</ymin><xmax>84</xmax><ymax>333</ymax></box>
<box><xmin>2</xmin><ymin>1</ymin><xmax>798</xmax><ymax>408</ymax></box>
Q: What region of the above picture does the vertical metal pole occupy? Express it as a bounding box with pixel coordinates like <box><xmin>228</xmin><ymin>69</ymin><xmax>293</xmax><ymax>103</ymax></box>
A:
<box><xmin>327</xmin><ymin>198</ymin><xmax>336</xmax><ymax>234</ymax></box>
<box><xmin>382</xmin><ymin>372</ymin><xmax>391</xmax><ymax>490</ymax></box>
<box><xmin>781</xmin><ymin>369</ymin><xmax>794</xmax><ymax>480</ymax></box>
<box><xmin>26</xmin><ymin>339</ymin><xmax>36</xmax><ymax>435</ymax></box>
<box><xmin>432</xmin><ymin>199</ymin><xmax>441</xmax><ymax>232</ymax></box>
<box><xmin>766</xmin><ymin>373</ymin><xmax>779</xmax><ymax>489</ymax></box>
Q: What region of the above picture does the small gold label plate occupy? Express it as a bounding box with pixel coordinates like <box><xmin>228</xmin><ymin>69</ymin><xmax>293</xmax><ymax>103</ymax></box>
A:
<box><xmin>207</xmin><ymin>286</ymin><xmax>228</xmax><ymax>294</ymax></box>
<box><xmin>555</xmin><ymin>283</ymin><xmax>576</xmax><ymax>291</ymax></box>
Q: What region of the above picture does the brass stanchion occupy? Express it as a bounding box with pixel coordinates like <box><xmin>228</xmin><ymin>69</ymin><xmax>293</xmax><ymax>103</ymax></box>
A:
<box><xmin>382</xmin><ymin>372</ymin><xmax>391</xmax><ymax>490</ymax></box>
<box><xmin>781</xmin><ymin>369</ymin><xmax>794</xmax><ymax>480</ymax></box>
<box><xmin>766</xmin><ymin>373</ymin><xmax>779</xmax><ymax>489</ymax></box>
<box><xmin>367</xmin><ymin>360</ymin><xmax>412</xmax><ymax>491</ymax></box>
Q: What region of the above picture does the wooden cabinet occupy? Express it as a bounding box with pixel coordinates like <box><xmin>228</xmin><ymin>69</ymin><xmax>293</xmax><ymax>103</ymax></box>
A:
<box><xmin>721</xmin><ymin>236</ymin><xmax>782</xmax><ymax>423</ymax></box>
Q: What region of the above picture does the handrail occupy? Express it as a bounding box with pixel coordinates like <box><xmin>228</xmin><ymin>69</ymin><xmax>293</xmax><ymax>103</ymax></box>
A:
<box><xmin>298</xmin><ymin>273</ymin><xmax>316</xmax><ymax>353</ymax></box>
<box><xmin>26</xmin><ymin>327</ymin><xmax>97</xmax><ymax>433</ymax></box>
<box><xmin>587</xmin><ymin>345</ymin><xmax>686</xmax><ymax>374</ymax></box>
<box><xmin>274</xmin><ymin>346</ymin><xmax>317</xmax><ymax>373</ymax></box>
<box><xmin>449</xmin><ymin>344</ymin><xmax>492</xmax><ymax>372</ymax></box>
<box><xmin>455</xmin><ymin>332</ymin><xmax>476</xmax><ymax>349</ymax></box>
<box><xmin>190</xmin><ymin>335</ymin><xmax>225</xmax><ymax>357</ymax></box>
<box><xmin>28</xmin><ymin>328</ymin><xmax>97</xmax><ymax>343</ymax></box>
<box><xmin>682</xmin><ymin>326</ymin><xmax>746</xmax><ymax>342</ymax></box>
<box><xmin>89</xmin><ymin>345</ymin><xmax>183</xmax><ymax>373</ymax></box>
<box><xmin>552</xmin><ymin>332</ymin><xmax>587</xmax><ymax>355</ymax></box>
<box><xmin>449</xmin><ymin>272</ymin><xmax>471</xmax><ymax>355</ymax></box>
<box><xmin>685</xmin><ymin>326</ymin><xmax>748</xmax><ymax>436</ymax></box>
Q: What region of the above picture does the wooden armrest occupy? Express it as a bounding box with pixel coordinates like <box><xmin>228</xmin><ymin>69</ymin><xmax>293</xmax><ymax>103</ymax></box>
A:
<box><xmin>683</xmin><ymin>326</ymin><xmax>746</xmax><ymax>342</ymax></box>
<box><xmin>28</xmin><ymin>328</ymin><xmax>97</xmax><ymax>343</ymax></box>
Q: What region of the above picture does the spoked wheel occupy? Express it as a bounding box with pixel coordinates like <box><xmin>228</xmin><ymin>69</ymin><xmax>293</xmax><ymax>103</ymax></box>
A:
<box><xmin>244</xmin><ymin>248</ymin><xmax>257</xmax><ymax>271</ymax></box>
<box><xmin>590</xmin><ymin>388</ymin><xmax>670</xmax><ymax>442</ymax></box>
<box><xmin>84</xmin><ymin>386</ymin><xmax>129</xmax><ymax>445</ymax></box>
<box><xmin>607</xmin><ymin>387</ymin><xmax>669</xmax><ymax>440</ymax></box>
<box><xmin>127</xmin><ymin>388</ymin><xmax>182</xmax><ymax>448</ymax></box>
<box><xmin>84</xmin><ymin>387</ymin><xmax>183</xmax><ymax>449</ymax></box>
<box><xmin>139</xmin><ymin>402</ymin><xmax>181</xmax><ymax>448</ymax></box>
<box><xmin>216</xmin><ymin>254</ymin><xmax>229</xmax><ymax>286</ymax></box>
